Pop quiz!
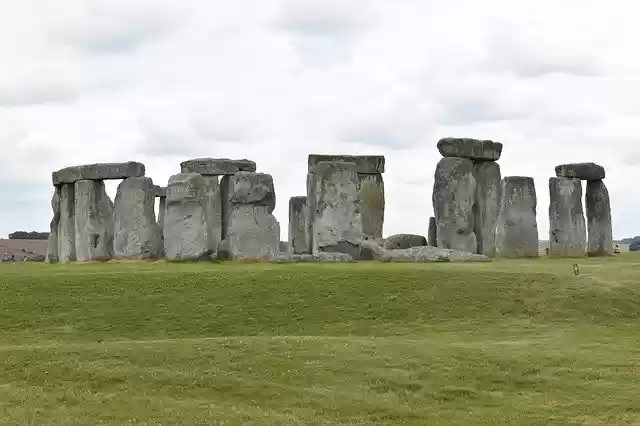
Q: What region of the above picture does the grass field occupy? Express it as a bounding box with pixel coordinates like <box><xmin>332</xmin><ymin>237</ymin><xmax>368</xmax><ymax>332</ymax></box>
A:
<box><xmin>1</xmin><ymin>255</ymin><xmax>640</xmax><ymax>424</ymax></box>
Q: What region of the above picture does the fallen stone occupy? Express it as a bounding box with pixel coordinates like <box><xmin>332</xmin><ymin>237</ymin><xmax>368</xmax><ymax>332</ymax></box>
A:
<box><xmin>228</xmin><ymin>172</ymin><xmax>275</xmax><ymax>212</ymax></box>
<box><xmin>437</xmin><ymin>138</ymin><xmax>502</xmax><ymax>161</ymax></box>
<box><xmin>57</xmin><ymin>183</ymin><xmax>76</xmax><ymax>262</ymax></box>
<box><xmin>496</xmin><ymin>177</ymin><xmax>539</xmax><ymax>258</ymax></box>
<box><xmin>53</xmin><ymin>162</ymin><xmax>145</xmax><ymax>185</ymax></box>
<box><xmin>288</xmin><ymin>196</ymin><xmax>308</xmax><ymax>254</ymax></box>
<box><xmin>45</xmin><ymin>187</ymin><xmax>61</xmax><ymax>263</ymax></box>
<box><xmin>227</xmin><ymin>205</ymin><xmax>280</xmax><ymax>260</ymax></box>
<box><xmin>358</xmin><ymin>173</ymin><xmax>385</xmax><ymax>240</ymax></box>
<box><xmin>548</xmin><ymin>177</ymin><xmax>586</xmax><ymax>257</ymax></box>
<box><xmin>268</xmin><ymin>252</ymin><xmax>353</xmax><ymax>262</ymax></box>
<box><xmin>383</xmin><ymin>234</ymin><xmax>427</xmax><ymax>250</ymax></box>
<box><xmin>308</xmin><ymin>154</ymin><xmax>385</xmax><ymax>174</ymax></box>
<box><xmin>586</xmin><ymin>180</ymin><xmax>613</xmax><ymax>256</ymax></box>
<box><xmin>379</xmin><ymin>246</ymin><xmax>489</xmax><ymax>262</ymax></box>
<box><xmin>474</xmin><ymin>161</ymin><xmax>501</xmax><ymax>256</ymax></box>
<box><xmin>432</xmin><ymin>157</ymin><xmax>477</xmax><ymax>253</ymax></box>
<box><xmin>309</xmin><ymin>161</ymin><xmax>363</xmax><ymax>255</ymax></box>
<box><xmin>180</xmin><ymin>158</ymin><xmax>256</xmax><ymax>175</ymax></box>
<box><xmin>428</xmin><ymin>217</ymin><xmax>437</xmax><ymax>247</ymax></box>
<box><xmin>555</xmin><ymin>162</ymin><xmax>605</xmax><ymax>181</ymax></box>
<box><xmin>164</xmin><ymin>173</ymin><xmax>211</xmax><ymax>261</ymax></box>
<box><xmin>74</xmin><ymin>180</ymin><xmax>115</xmax><ymax>261</ymax></box>
<box><xmin>113</xmin><ymin>177</ymin><xmax>162</xmax><ymax>260</ymax></box>
<box><xmin>202</xmin><ymin>176</ymin><xmax>222</xmax><ymax>256</ymax></box>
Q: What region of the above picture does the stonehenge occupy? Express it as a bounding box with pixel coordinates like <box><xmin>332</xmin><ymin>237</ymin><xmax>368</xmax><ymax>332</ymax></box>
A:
<box><xmin>43</xmin><ymin>140</ymin><xmax>615</xmax><ymax>264</ymax></box>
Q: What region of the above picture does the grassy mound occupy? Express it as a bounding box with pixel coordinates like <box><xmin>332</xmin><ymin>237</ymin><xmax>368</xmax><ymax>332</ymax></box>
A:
<box><xmin>1</xmin><ymin>256</ymin><xmax>640</xmax><ymax>424</ymax></box>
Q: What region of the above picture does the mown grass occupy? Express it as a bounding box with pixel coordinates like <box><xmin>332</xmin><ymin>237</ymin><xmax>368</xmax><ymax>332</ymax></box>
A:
<box><xmin>1</xmin><ymin>255</ymin><xmax>640</xmax><ymax>424</ymax></box>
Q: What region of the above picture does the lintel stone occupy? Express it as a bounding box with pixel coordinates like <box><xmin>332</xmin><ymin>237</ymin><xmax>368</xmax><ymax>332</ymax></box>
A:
<box><xmin>308</xmin><ymin>154</ymin><xmax>384</xmax><ymax>174</ymax></box>
<box><xmin>180</xmin><ymin>158</ymin><xmax>256</xmax><ymax>175</ymax></box>
<box><xmin>555</xmin><ymin>162</ymin><xmax>605</xmax><ymax>181</ymax></box>
<box><xmin>437</xmin><ymin>138</ymin><xmax>503</xmax><ymax>161</ymax></box>
<box><xmin>53</xmin><ymin>162</ymin><xmax>145</xmax><ymax>185</ymax></box>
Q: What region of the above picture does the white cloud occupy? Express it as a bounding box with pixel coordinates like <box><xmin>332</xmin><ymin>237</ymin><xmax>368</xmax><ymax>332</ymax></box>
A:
<box><xmin>0</xmin><ymin>0</ymin><xmax>639</xmax><ymax>241</ymax></box>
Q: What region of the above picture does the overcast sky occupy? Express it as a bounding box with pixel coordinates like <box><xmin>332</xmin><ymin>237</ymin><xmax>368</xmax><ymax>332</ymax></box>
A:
<box><xmin>1</xmin><ymin>0</ymin><xmax>638</xmax><ymax>240</ymax></box>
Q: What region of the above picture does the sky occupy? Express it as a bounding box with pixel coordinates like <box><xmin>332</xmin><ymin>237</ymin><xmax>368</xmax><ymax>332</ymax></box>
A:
<box><xmin>0</xmin><ymin>0</ymin><xmax>638</xmax><ymax>240</ymax></box>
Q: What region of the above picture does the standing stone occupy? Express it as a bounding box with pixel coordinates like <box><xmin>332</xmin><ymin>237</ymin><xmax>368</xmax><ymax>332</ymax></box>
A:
<box><xmin>228</xmin><ymin>205</ymin><xmax>280</xmax><ymax>259</ymax></box>
<box><xmin>57</xmin><ymin>183</ymin><xmax>76</xmax><ymax>262</ymax></box>
<box><xmin>157</xmin><ymin>196</ymin><xmax>166</xmax><ymax>258</ymax></box>
<box><xmin>310</xmin><ymin>161</ymin><xmax>362</xmax><ymax>258</ymax></box>
<box><xmin>45</xmin><ymin>187</ymin><xmax>61</xmax><ymax>263</ymax></box>
<box><xmin>227</xmin><ymin>172</ymin><xmax>280</xmax><ymax>259</ymax></box>
<box><xmin>586</xmin><ymin>180</ymin><xmax>613</xmax><ymax>256</ymax></box>
<box><xmin>288</xmin><ymin>196</ymin><xmax>308</xmax><ymax>254</ymax></box>
<box><xmin>474</xmin><ymin>161</ymin><xmax>502</xmax><ymax>256</ymax></box>
<box><xmin>164</xmin><ymin>173</ymin><xmax>211</xmax><ymax>261</ymax></box>
<box><xmin>432</xmin><ymin>157</ymin><xmax>477</xmax><ymax>253</ymax></box>
<box><xmin>74</xmin><ymin>180</ymin><xmax>115</xmax><ymax>262</ymax></box>
<box><xmin>304</xmin><ymin>172</ymin><xmax>314</xmax><ymax>254</ymax></box>
<box><xmin>548</xmin><ymin>177</ymin><xmax>586</xmax><ymax>257</ymax></box>
<box><xmin>202</xmin><ymin>176</ymin><xmax>222</xmax><ymax>255</ymax></box>
<box><xmin>428</xmin><ymin>216</ymin><xmax>437</xmax><ymax>247</ymax></box>
<box><xmin>220</xmin><ymin>175</ymin><xmax>232</xmax><ymax>240</ymax></box>
<box><xmin>495</xmin><ymin>177</ymin><xmax>539</xmax><ymax>258</ymax></box>
<box><xmin>358</xmin><ymin>173</ymin><xmax>384</xmax><ymax>240</ymax></box>
<box><xmin>113</xmin><ymin>177</ymin><xmax>162</xmax><ymax>260</ymax></box>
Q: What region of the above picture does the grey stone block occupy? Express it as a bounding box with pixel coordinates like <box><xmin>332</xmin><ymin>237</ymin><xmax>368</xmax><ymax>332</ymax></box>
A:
<box><xmin>228</xmin><ymin>172</ymin><xmax>275</xmax><ymax>212</ymax></box>
<box><xmin>288</xmin><ymin>196</ymin><xmax>308</xmax><ymax>254</ymax></box>
<box><xmin>548</xmin><ymin>177</ymin><xmax>586</xmax><ymax>257</ymax></box>
<box><xmin>74</xmin><ymin>180</ymin><xmax>115</xmax><ymax>261</ymax></box>
<box><xmin>555</xmin><ymin>162</ymin><xmax>605</xmax><ymax>181</ymax></box>
<box><xmin>474</xmin><ymin>161</ymin><xmax>501</xmax><ymax>256</ymax></box>
<box><xmin>358</xmin><ymin>173</ymin><xmax>385</xmax><ymax>239</ymax></box>
<box><xmin>437</xmin><ymin>137</ymin><xmax>502</xmax><ymax>161</ymax></box>
<box><xmin>53</xmin><ymin>162</ymin><xmax>145</xmax><ymax>185</ymax></box>
<box><xmin>180</xmin><ymin>158</ymin><xmax>256</xmax><ymax>175</ymax></box>
<box><xmin>383</xmin><ymin>234</ymin><xmax>427</xmax><ymax>250</ymax></box>
<box><xmin>202</xmin><ymin>176</ymin><xmax>222</xmax><ymax>256</ymax></box>
<box><xmin>586</xmin><ymin>180</ymin><xmax>613</xmax><ymax>256</ymax></box>
<box><xmin>57</xmin><ymin>183</ymin><xmax>76</xmax><ymax>262</ymax></box>
<box><xmin>45</xmin><ymin>187</ymin><xmax>61</xmax><ymax>263</ymax></box>
<box><xmin>228</xmin><ymin>205</ymin><xmax>280</xmax><ymax>260</ymax></box>
<box><xmin>308</xmin><ymin>154</ymin><xmax>385</xmax><ymax>174</ymax></box>
<box><xmin>496</xmin><ymin>177</ymin><xmax>539</xmax><ymax>258</ymax></box>
<box><xmin>428</xmin><ymin>217</ymin><xmax>437</xmax><ymax>247</ymax></box>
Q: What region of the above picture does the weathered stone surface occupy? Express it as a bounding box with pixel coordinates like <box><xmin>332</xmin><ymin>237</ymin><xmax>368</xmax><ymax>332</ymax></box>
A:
<box><xmin>269</xmin><ymin>252</ymin><xmax>353</xmax><ymax>262</ymax></box>
<box><xmin>428</xmin><ymin>217</ymin><xmax>437</xmax><ymax>247</ymax></box>
<box><xmin>228</xmin><ymin>205</ymin><xmax>280</xmax><ymax>260</ymax></box>
<box><xmin>279</xmin><ymin>241</ymin><xmax>288</xmax><ymax>252</ymax></box>
<box><xmin>180</xmin><ymin>158</ymin><xmax>256</xmax><ymax>175</ymax></box>
<box><xmin>288</xmin><ymin>196</ymin><xmax>308</xmax><ymax>254</ymax></box>
<box><xmin>383</xmin><ymin>234</ymin><xmax>427</xmax><ymax>250</ymax></box>
<box><xmin>53</xmin><ymin>162</ymin><xmax>145</xmax><ymax>185</ymax></box>
<box><xmin>548</xmin><ymin>177</ymin><xmax>586</xmax><ymax>257</ymax></box>
<box><xmin>164</xmin><ymin>173</ymin><xmax>211</xmax><ymax>261</ymax></box>
<box><xmin>358</xmin><ymin>173</ymin><xmax>385</xmax><ymax>239</ymax></box>
<box><xmin>74</xmin><ymin>180</ymin><xmax>115</xmax><ymax>262</ymax></box>
<box><xmin>57</xmin><ymin>184</ymin><xmax>76</xmax><ymax>262</ymax></box>
<box><xmin>474</xmin><ymin>161</ymin><xmax>501</xmax><ymax>256</ymax></box>
<box><xmin>304</xmin><ymin>172</ymin><xmax>314</xmax><ymax>254</ymax></box>
<box><xmin>113</xmin><ymin>177</ymin><xmax>162</xmax><ymax>260</ymax></box>
<box><xmin>219</xmin><ymin>175</ymin><xmax>232</xmax><ymax>240</ymax></box>
<box><xmin>157</xmin><ymin>196</ymin><xmax>166</xmax><ymax>259</ymax></box>
<box><xmin>202</xmin><ymin>176</ymin><xmax>222</xmax><ymax>255</ymax></box>
<box><xmin>153</xmin><ymin>186</ymin><xmax>167</xmax><ymax>197</ymax></box>
<box><xmin>496</xmin><ymin>177</ymin><xmax>539</xmax><ymax>258</ymax></box>
<box><xmin>228</xmin><ymin>172</ymin><xmax>275</xmax><ymax>212</ymax></box>
<box><xmin>437</xmin><ymin>138</ymin><xmax>502</xmax><ymax>161</ymax></box>
<box><xmin>555</xmin><ymin>162</ymin><xmax>605</xmax><ymax>181</ymax></box>
<box><xmin>432</xmin><ymin>157</ymin><xmax>477</xmax><ymax>253</ymax></box>
<box><xmin>310</xmin><ymin>161</ymin><xmax>363</xmax><ymax>256</ymax></box>
<box><xmin>308</xmin><ymin>154</ymin><xmax>385</xmax><ymax>174</ymax></box>
<box><xmin>45</xmin><ymin>187</ymin><xmax>61</xmax><ymax>263</ymax></box>
<box><xmin>379</xmin><ymin>246</ymin><xmax>489</xmax><ymax>262</ymax></box>
<box><xmin>586</xmin><ymin>180</ymin><xmax>613</xmax><ymax>256</ymax></box>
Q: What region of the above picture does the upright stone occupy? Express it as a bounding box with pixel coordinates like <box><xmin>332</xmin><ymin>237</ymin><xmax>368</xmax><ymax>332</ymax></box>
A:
<box><xmin>304</xmin><ymin>172</ymin><xmax>314</xmax><ymax>254</ymax></box>
<box><xmin>432</xmin><ymin>157</ymin><xmax>476</xmax><ymax>253</ymax></box>
<box><xmin>474</xmin><ymin>162</ymin><xmax>501</xmax><ymax>256</ymax></box>
<box><xmin>157</xmin><ymin>196</ymin><xmax>166</xmax><ymax>258</ymax></box>
<box><xmin>45</xmin><ymin>187</ymin><xmax>61</xmax><ymax>263</ymax></box>
<box><xmin>227</xmin><ymin>172</ymin><xmax>279</xmax><ymax>259</ymax></box>
<box><xmin>202</xmin><ymin>176</ymin><xmax>222</xmax><ymax>255</ymax></box>
<box><xmin>586</xmin><ymin>180</ymin><xmax>613</xmax><ymax>256</ymax></box>
<box><xmin>548</xmin><ymin>177</ymin><xmax>586</xmax><ymax>257</ymax></box>
<box><xmin>428</xmin><ymin>216</ymin><xmax>437</xmax><ymax>247</ymax></box>
<box><xmin>74</xmin><ymin>180</ymin><xmax>115</xmax><ymax>261</ymax></box>
<box><xmin>220</xmin><ymin>175</ymin><xmax>232</xmax><ymax>240</ymax></box>
<box><xmin>164</xmin><ymin>173</ymin><xmax>211</xmax><ymax>261</ymax></box>
<box><xmin>288</xmin><ymin>196</ymin><xmax>308</xmax><ymax>254</ymax></box>
<box><xmin>358</xmin><ymin>173</ymin><xmax>384</xmax><ymax>240</ymax></box>
<box><xmin>495</xmin><ymin>177</ymin><xmax>539</xmax><ymax>258</ymax></box>
<box><xmin>113</xmin><ymin>177</ymin><xmax>162</xmax><ymax>260</ymax></box>
<box><xmin>310</xmin><ymin>161</ymin><xmax>362</xmax><ymax>258</ymax></box>
<box><xmin>57</xmin><ymin>183</ymin><xmax>76</xmax><ymax>262</ymax></box>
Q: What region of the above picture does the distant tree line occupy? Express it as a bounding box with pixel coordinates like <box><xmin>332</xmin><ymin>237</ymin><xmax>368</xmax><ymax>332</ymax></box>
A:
<box><xmin>8</xmin><ymin>231</ymin><xmax>50</xmax><ymax>240</ymax></box>
<box><xmin>622</xmin><ymin>236</ymin><xmax>640</xmax><ymax>252</ymax></box>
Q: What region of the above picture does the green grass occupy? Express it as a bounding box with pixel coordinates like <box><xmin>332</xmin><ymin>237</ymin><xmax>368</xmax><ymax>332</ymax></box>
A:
<box><xmin>1</xmin><ymin>256</ymin><xmax>640</xmax><ymax>424</ymax></box>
